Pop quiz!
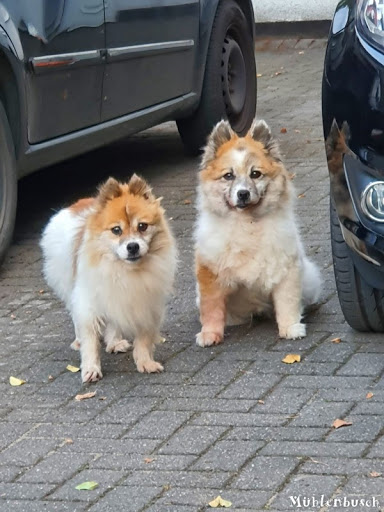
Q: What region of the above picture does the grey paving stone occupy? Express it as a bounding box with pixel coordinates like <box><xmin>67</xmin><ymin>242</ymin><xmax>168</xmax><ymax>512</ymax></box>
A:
<box><xmin>282</xmin><ymin>376</ymin><xmax>375</xmax><ymax>389</ymax></box>
<box><xmin>18</xmin><ymin>453</ymin><xmax>92</xmax><ymax>484</ymax></box>
<box><xmin>0</xmin><ymin>502</ymin><xmax>87</xmax><ymax>512</ymax></box>
<box><xmin>46</xmin><ymin>469</ymin><xmax>125</xmax><ymax>502</ymax></box>
<box><xmin>121</xmin><ymin>469</ymin><xmax>230</xmax><ymax>488</ymax></box>
<box><xmin>260</xmin><ymin>441</ymin><xmax>368</xmax><ymax>458</ymax></box>
<box><xmin>95</xmin><ymin>397</ymin><xmax>158</xmax><ymax>424</ymax></box>
<box><xmin>270</xmin><ymin>474</ymin><xmax>343</xmax><ymax>510</ymax></box>
<box><xmin>0</xmin><ymin>439</ymin><xmax>59</xmax><ymax>466</ymax></box>
<box><xmin>126</xmin><ymin>384</ymin><xmax>220</xmax><ymax>398</ymax></box>
<box><xmin>326</xmin><ymin>415</ymin><xmax>384</xmax><ymax>443</ymax></box>
<box><xmin>191</xmin><ymin>413</ymin><xmax>289</xmax><ymax>427</ymax></box>
<box><xmin>153</xmin><ymin>488</ymin><xmax>272</xmax><ymax>509</ymax></box>
<box><xmin>252</xmin><ymin>387</ymin><xmax>315</xmax><ymax>414</ymax></box>
<box><xmin>301</xmin><ymin>457</ymin><xmax>384</xmax><ymax>476</ymax></box>
<box><xmin>336</xmin><ymin>354</ymin><xmax>384</xmax><ymax>376</ymax></box>
<box><xmin>232</xmin><ymin>456</ymin><xmax>299</xmax><ymax>490</ymax></box>
<box><xmin>87</xmin><ymin>486</ymin><xmax>162</xmax><ymax>512</ymax></box>
<box><xmin>0</xmin><ymin>466</ymin><xmax>23</xmax><ymax>483</ymax></box>
<box><xmin>350</xmin><ymin>401</ymin><xmax>384</xmax><ymax>415</ymax></box>
<box><xmin>158</xmin><ymin>398</ymin><xmax>256</xmax><ymax>412</ymax></box>
<box><xmin>0</xmin><ymin>482</ymin><xmax>55</xmax><ymax>500</ymax></box>
<box><xmin>90</xmin><ymin>454</ymin><xmax>196</xmax><ymax>471</ymax></box>
<box><xmin>59</xmin><ymin>438</ymin><xmax>160</xmax><ymax>455</ymax></box>
<box><xmin>159</xmin><ymin>426</ymin><xmax>227</xmax><ymax>455</ymax></box>
<box><xmin>226</xmin><ymin>426</ymin><xmax>328</xmax><ymax>442</ymax></box>
<box><xmin>289</xmin><ymin>401</ymin><xmax>353</xmax><ymax>427</ymax></box>
<box><xmin>192</xmin><ymin>441</ymin><xmax>264</xmax><ymax>471</ymax></box>
<box><xmin>28</xmin><ymin>423</ymin><xmax>125</xmax><ymax>440</ymax></box>
<box><xmin>217</xmin><ymin>373</ymin><xmax>282</xmax><ymax>400</ymax></box>
<box><xmin>366</xmin><ymin>437</ymin><xmax>384</xmax><ymax>458</ymax></box>
<box><xmin>187</xmin><ymin>360</ymin><xmax>250</xmax><ymax>386</ymax></box>
<box><xmin>123</xmin><ymin>411</ymin><xmax>192</xmax><ymax>440</ymax></box>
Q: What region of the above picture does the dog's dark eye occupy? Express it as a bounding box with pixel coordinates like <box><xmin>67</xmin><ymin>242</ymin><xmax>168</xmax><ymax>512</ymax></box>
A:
<box><xmin>250</xmin><ymin>169</ymin><xmax>262</xmax><ymax>179</ymax></box>
<box><xmin>111</xmin><ymin>226</ymin><xmax>122</xmax><ymax>236</ymax></box>
<box><xmin>223</xmin><ymin>172</ymin><xmax>235</xmax><ymax>181</ymax></box>
<box><xmin>138</xmin><ymin>222</ymin><xmax>148</xmax><ymax>233</ymax></box>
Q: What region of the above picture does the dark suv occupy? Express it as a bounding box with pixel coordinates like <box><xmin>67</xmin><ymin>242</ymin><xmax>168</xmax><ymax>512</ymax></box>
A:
<box><xmin>0</xmin><ymin>0</ymin><xmax>257</xmax><ymax>262</ymax></box>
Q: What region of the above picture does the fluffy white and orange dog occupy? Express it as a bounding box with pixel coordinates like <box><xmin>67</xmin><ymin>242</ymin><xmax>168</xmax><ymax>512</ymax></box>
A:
<box><xmin>195</xmin><ymin>119</ymin><xmax>321</xmax><ymax>347</ymax></box>
<box><xmin>40</xmin><ymin>175</ymin><xmax>176</xmax><ymax>382</ymax></box>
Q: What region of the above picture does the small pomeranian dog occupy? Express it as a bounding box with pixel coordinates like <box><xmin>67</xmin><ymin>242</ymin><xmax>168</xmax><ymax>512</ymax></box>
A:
<box><xmin>194</xmin><ymin>119</ymin><xmax>321</xmax><ymax>347</ymax></box>
<box><xmin>40</xmin><ymin>174</ymin><xmax>176</xmax><ymax>382</ymax></box>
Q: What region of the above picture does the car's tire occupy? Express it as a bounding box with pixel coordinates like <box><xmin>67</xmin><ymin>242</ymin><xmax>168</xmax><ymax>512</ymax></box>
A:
<box><xmin>330</xmin><ymin>198</ymin><xmax>384</xmax><ymax>331</ymax></box>
<box><xmin>0</xmin><ymin>101</ymin><xmax>17</xmax><ymax>265</ymax></box>
<box><xmin>177</xmin><ymin>0</ymin><xmax>257</xmax><ymax>154</ymax></box>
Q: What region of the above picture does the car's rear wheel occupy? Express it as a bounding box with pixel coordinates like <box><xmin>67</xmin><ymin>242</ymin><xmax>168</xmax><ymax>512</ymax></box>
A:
<box><xmin>0</xmin><ymin>101</ymin><xmax>17</xmax><ymax>265</ymax></box>
<box><xmin>331</xmin><ymin>198</ymin><xmax>384</xmax><ymax>331</ymax></box>
<box><xmin>177</xmin><ymin>0</ymin><xmax>257</xmax><ymax>154</ymax></box>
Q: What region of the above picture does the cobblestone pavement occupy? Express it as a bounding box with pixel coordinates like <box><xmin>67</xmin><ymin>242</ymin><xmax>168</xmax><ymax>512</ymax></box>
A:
<box><xmin>1</xmin><ymin>39</ymin><xmax>384</xmax><ymax>512</ymax></box>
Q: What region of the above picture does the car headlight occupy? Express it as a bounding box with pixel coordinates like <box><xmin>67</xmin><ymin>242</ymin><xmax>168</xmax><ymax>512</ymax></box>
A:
<box><xmin>361</xmin><ymin>181</ymin><xmax>384</xmax><ymax>222</ymax></box>
<box><xmin>357</xmin><ymin>0</ymin><xmax>384</xmax><ymax>48</ymax></box>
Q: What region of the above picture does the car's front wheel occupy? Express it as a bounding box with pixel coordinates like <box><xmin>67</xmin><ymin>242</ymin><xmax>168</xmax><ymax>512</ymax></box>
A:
<box><xmin>177</xmin><ymin>0</ymin><xmax>257</xmax><ymax>154</ymax></box>
<box><xmin>331</xmin><ymin>198</ymin><xmax>384</xmax><ymax>331</ymax></box>
<box><xmin>0</xmin><ymin>101</ymin><xmax>17</xmax><ymax>265</ymax></box>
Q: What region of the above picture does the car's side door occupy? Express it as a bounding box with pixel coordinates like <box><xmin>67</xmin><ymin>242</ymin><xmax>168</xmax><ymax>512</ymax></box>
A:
<box><xmin>4</xmin><ymin>0</ymin><xmax>106</xmax><ymax>143</ymax></box>
<box><xmin>101</xmin><ymin>0</ymin><xmax>199</xmax><ymax>122</ymax></box>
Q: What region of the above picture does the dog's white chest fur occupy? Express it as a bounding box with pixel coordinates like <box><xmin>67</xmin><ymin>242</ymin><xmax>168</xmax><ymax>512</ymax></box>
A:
<box><xmin>196</xmin><ymin>209</ymin><xmax>300</xmax><ymax>293</ymax></box>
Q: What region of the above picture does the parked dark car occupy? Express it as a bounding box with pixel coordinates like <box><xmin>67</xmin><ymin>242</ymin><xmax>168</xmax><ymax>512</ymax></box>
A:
<box><xmin>0</xmin><ymin>0</ymin><xmax>257</xmax><ymax>263</ymax></box>
<box><xmin>323</xmin><ymin>0</ymin><xmax>384</xmax><ymax>331</ymax></box>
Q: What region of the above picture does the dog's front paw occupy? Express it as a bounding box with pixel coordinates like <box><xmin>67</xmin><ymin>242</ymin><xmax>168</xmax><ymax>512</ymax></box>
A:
<box><xmin>279</xmin><ymin>322</ymin><xmax>306</xmax><ymax>340</ymax></box>
<box><xmin>106</xmin><ymin>339</ymin><xmax>132</xmax><ymax>354</ymax></box>
<box><xmin>81</xmin><ymin>364</ymin><xmax>103</xmax><ymax>383</ymax></box>
<box><xmin>136</xmin><ymin>359</ymin><xmax>164</xmax><ymax>373</ymax></box>
<box><xmin>196</xmin><ymin>331</ymin><xmax>223</xmax><ymax>347</ymax></box>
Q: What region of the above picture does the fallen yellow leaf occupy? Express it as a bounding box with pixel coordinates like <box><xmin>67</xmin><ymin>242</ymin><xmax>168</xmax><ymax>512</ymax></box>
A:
<box><xmin>75</xmin><ymin>391</ymin><xmax>96</xmax><ymax>401</ymax></box>
<box><xmin>209</xmin><ymin>496</ymin><xmax>232</xmax><ymax>508</ymax></box>
<box><xmin>9</xmin><ymin>376</ymin><xmax>26</xmax><ymax>386</ymax></box>
<box><xmin>297</xmin><ymin>193</ymin><xmax>305</xmax><ymax>199</ymax></box>
<box><xmin>66</xmin><ymin>365</ymin><xmax>80</xmax><ymax>373</ymax></box>
<box><xmin>366</xmin><ymin>392</ymin><xmax>374</xmax><ymax>399</ymax></box>
<box><xmin>369</xmin><ymin>471</ymin><xmax>382</xmax><ymax>478</ymax></box>
<box><xmin>158</xmin><ymin>336</ymin><xmax>166</xmax><ymax>344</ymax></box>
<box><xmin>332</xmin><ymin>419</ymin><xmax>352</xmax><ymax>429</ymax></box>
<box><xmin>75</xmin><ymin>481</ymin><xmax>98</xmax><ymax>491</ymax></box>
<box><xmin>331</xmin><ymin>337</ymin><xmax>341</xmax><ymax>344</ymax></box>
<box><xmin>282</xmin><ymin>354</ymin><xmax>301</xmax><ymax>364</ymax></box>
<box><xmin>257</xmin><ymin>73</ymin><xmax>263</xmax><ymax>77</ymax></box>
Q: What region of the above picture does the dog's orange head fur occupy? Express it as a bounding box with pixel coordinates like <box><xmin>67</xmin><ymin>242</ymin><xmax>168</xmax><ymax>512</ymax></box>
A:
<box><xmin>85</xmin><ymin>174</ymin><xmax>169</xmax><ymax>264</ymax></box>
<box><xmin>199</xmin><ymin>119</ymin><xmax>291</xmax><ymax>217</ymax></box>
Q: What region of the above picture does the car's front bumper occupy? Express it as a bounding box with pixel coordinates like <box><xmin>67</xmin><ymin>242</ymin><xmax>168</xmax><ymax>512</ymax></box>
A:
<box><xmin>323</xmin><ymin>6</ymin><xmax>384</xmax><ymax>285</ymax></box>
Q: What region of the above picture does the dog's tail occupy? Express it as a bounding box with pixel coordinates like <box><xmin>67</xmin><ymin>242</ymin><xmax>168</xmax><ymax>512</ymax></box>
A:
<box><xmin>302</xmin><ymin>257</ymin><xmax>322</xmax><ymax>306</ymax></box>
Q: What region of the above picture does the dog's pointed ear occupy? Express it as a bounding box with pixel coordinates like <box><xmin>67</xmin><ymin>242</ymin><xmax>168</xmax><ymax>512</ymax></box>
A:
<box><xmin>202</xmin><ymin>120</ymin><xmax>235</xmax><ymax>168</ymax></box>
<box><xmin>97</xmin><ymin>177</ymin><xmax>122</xmax><ymax>205</ymax></box>
<box><xmin>249</xmin><ymin>119</ymin><xmax>281</xmax><ymax>161</ymax></box>
<box><xmin>128</xmin><ymin>173</ymin><xmax>152</xmax><ymax>199</ymax></box>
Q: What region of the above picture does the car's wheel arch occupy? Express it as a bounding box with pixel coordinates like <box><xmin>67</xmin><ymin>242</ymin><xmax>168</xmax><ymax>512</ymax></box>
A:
<box><xmin>195</xmin><ymin>0</ymin><xmax>255</xmax><ymax>104</ymax></box>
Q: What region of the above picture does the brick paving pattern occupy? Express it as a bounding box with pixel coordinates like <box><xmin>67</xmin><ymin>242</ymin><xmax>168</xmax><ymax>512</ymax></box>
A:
<box><xmin>1</xmin><ymin>38</ymin><xmax>384</xmax><ymax>511</ymax></box>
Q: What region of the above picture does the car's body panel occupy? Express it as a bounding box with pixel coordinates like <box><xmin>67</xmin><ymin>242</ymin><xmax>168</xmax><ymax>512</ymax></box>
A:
<box><xmin>0</xmin><ymin>0</ymin><xmax>255</xmax><ymax>177</ymax></box>
<box><xmin>102</xmin><ymin>0</ymin><xmax>199</xmax><ymax>121</ymax></box>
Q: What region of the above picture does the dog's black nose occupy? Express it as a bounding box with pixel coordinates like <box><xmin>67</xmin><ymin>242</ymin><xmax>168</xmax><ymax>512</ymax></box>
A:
<box><xmin>237</xmin><ymin>190</ymin><xmax>250</xmax><ymax>202</ymax></box>
<box><xmin>127</xmin><ymin>242</ymin><xmax>140</xmax><ymax>255</ymax></box>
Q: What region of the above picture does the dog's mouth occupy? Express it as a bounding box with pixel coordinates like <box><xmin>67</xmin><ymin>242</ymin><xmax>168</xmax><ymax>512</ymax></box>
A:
<box><xmin>226</xmin><ymin>198</ymin><xmax>262</xmax><ymax>211</ymax></box>
<box><xmin>126</xmin><ymin>255</ymin><xmax>141</xmax><ymax>262</ymax></box>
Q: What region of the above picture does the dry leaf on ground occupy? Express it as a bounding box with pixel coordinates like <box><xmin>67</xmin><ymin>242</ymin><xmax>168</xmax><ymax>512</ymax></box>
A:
<box><xmin>183</xmin><ymin>199</ymin><xmax>192</xmax><ymax>205</ymax></box>
<box><xmin>144</xmin><ymin>457</ymin><xmax>155</xmax><ymax>464</ymax></box>
<box><xmin>288</xmin><ymin>172</ymin><xmax>296</xmax><ymax>180</ymax></box>
<box><xmin>332</xmin><ymin>419</ymin><xmax>352</xmax><ymax>429</ymax></box>
<box><xmin>9</xmin><ymin>376</ymin><xmax>26</xmax><ymax>386</ymax></box>
<box><xmin>369</xmin><ymin>471</ymin><xmax>382</xmax><ymax>478</ymax></box>
<box><xmin>366</xmin><ymin>392</ymin><xmax>374</xmax><ymax>399</ymax></box>
<box><xmin>158</xmin><ymin>336</ymin><xmax>166</xmax><ymax>344</ymax></box>
<box><xmin>209</xmin><ymin>496</ymin><xmax>232</xmax><ymax>508</ymax></box>
<box><xmin>258</xmin><ymin>400</ymin><xmax>265</xmax><ymax>405</ymax></box>
<box><xmin>280</xmin><ymin>127</ymin><xmax>287</xmax><ymax>133</ymax></box>
<box><xmin>65</xmin><ymin>438</ymin><xmax>73</xmax><ymax>444</ymax></box>
<box><xmin>297</xmin><ymin>193</ymin><xmax>305</xmax><ymax>199</ymax></box>
<box><xmin>282</xmin><ymin>354</ymin><xmax>301</xmax><ymax>364</ymax></box>
<box><xmin>75</xmin><ymin>391</ymin><xmax>96</xmax><ymax>401</ymax></box>
<box><xmin>66</xmin><ymin>365</ymin><xmax>80</xmax><ymax>373</ymax></box>
<box><xmin>257</xmin><ymin>73</ymin><xmax>263</xmax><ymax>77</ymax></box>
<box><xmin>75</xmin><ymin>481</ymin><xmax>98</xmax><ymax>491</ymax></box>
<box><xmin>331</xmin><ymin>337</ymin><xmax>341</xmax><ymax>344</ymax></box>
